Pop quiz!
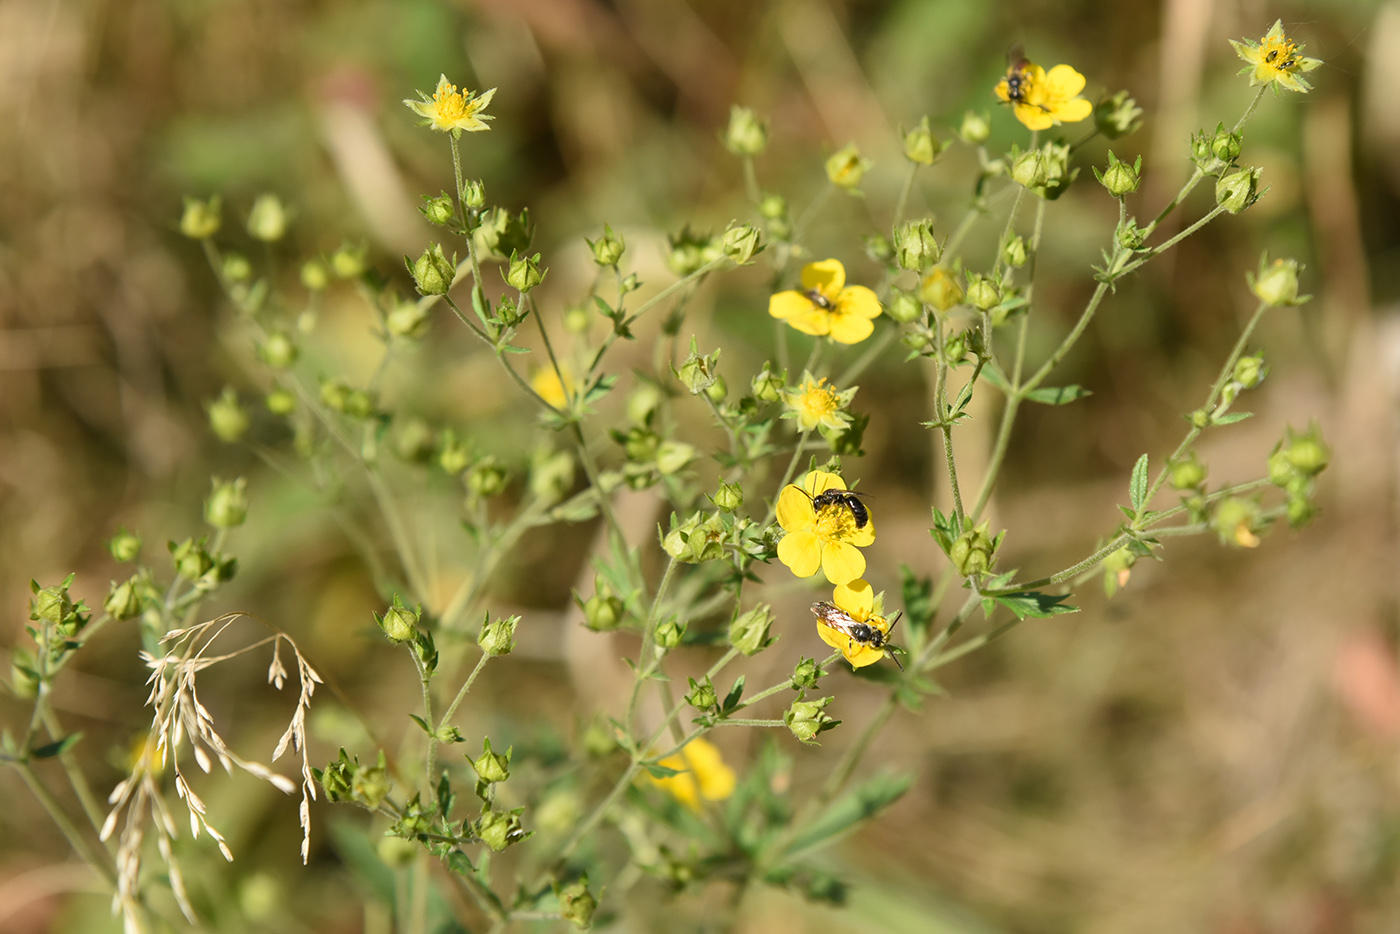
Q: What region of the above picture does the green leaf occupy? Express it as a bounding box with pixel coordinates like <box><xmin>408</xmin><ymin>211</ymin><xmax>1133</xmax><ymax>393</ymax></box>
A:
<box><xmin>1025</xmin><ymin>384</ymin><xmax>1091</xmax><ymax>405</ymax></box>
<box><xmin>1213</xmin><ymin>411</ymin><xmax>1253</xmax><ymax>425</ymax></box>
<box><xmin>993</xmin><ymin>591</ymin><xmax>1077</xmax><ymax>620</ymax></box>
<box><xmin>981</xmin><ymin>365</ymin><xmax>1011</xmax><ymax>393</ymax></box>
<box><xmin>642</xmin><ymin>761</ymin><xmax>683</xmax><ymax>780</ymax></box>
<box><xmin>898</xmin><ymin>566</ymin><xmax>936</xmax><ymax>643</ymax></box>
<box><xmin>1129</xmin><ymin>453</ymin><xmax>1149</xmax><ymax>510</ymax></box>
<box><xmin>408</xmin><ymin>714</ymin><xmax>432</xmax><ymax>735</ymax></box>
<box><xmin>722</xmin><ymin>676</ymin><xmax>746</xmax><ymax>714</ymax></box>
<box><xmin>783</xmin><ymin>770</ymin><xmax>913</xmax><ymax>858</ymax></box>
<box><xmin>30</xmin><ymin>732</ymin><xmax>83</xmax><ymax>759</ymax></box>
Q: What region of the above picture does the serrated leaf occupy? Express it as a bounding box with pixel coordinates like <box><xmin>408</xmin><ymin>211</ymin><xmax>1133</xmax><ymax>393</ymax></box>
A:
<box><xmin>993</xmin><ymin>591</ymin><xmax>1078</xmax><ymax>620</ymax></box>
<box><xmin>30</xmin><ymin>732</ymin><xmax>83</xmax><ymax>759</ymax></box>
<box><xmin>783</xmin><ymin>771</ymin><xmax>913</xmax><ymax>858</ymax></box>
<box><xmin>1213</xmin><ymin>411</ymin><xmax>1253</xmax><ymax>425</ymax></box>
<box><xmin>1130</xmin><ymin>453</ymin><xmax>1149</xmax><ymax>510</ymax></box>
<box><xmin>1025</xmin><ymin>384</ymin><xmax>1091</xmax><ymax>405</ymax></box>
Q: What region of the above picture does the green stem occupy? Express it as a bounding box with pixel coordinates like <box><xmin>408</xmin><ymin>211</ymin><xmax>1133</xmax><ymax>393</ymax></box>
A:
<box><xmin>438</xmin><ymin>651</ymin><xmax>491</xmax><ymax>731</ymax></box>
<box><xmin>891</xmin><ymin>162</ymin><xmax>920</xmax><ymax>229</ymax></box>
<box><xmin>625</xmin><ymin>557</ymin><xmax>681</xmax><ymax>733</ymax></box>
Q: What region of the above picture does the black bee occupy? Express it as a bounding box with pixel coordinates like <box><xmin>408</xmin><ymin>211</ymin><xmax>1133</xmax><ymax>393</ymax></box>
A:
<box><xmin>807</xmin><ymin>487</ymin><xmax>871</xmax><ymax>529</ymax></box>
<box><xmin>811</xmin><ymin>601</ymin><xmax>904</xmax><ymax>670</ymax></box>
<box><xmin>1001</xmin><ymin>43</ymin><xmax>1049</xmax><ymax>113</ymax></box>
<box><xmin>1264</xmin><ymin>48</ymin><xmax>1296</xmax><ymax>69</ymax></box>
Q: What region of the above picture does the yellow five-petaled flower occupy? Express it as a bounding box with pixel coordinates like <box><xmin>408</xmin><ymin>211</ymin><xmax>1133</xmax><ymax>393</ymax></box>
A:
<box><xmin>819</xmin><ymin>578</ymin><xmax>894</xmax><ymax>669</ymax></box>
<box><xmin>647</xmin><ymin>737</ymin><xmax>736</xmax><ymax>810</ymax></box>
<box><xmin>1229</xmin><ymin>20</ymin><xmax>1322</xmax><ymax>94</ymax></box>
<box><xmin>994</xmin><ymin>61</ymin><xmax>1093</xmax><ymax>132</ymax></box>
<box><xmin>776</xmin><ymin>470</ymin><xmax>875</xmax><ymax>585</ymax></box>
<box><xmin>769</xmin><ymin>260</ymin><xmax>882</xmax><ymax>344</ymax></box>
<box><xmin>404</xmin><ymin>75</ymin><xmax>497</xmax><ymax>134</ymax></box>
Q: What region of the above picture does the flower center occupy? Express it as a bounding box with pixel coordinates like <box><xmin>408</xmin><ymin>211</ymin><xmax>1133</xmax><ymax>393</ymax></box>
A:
<box><xmin>434</xmin><ymin>86</ymin><xmax>469</xmax><ymax>119</ymax></box>
<box><xmin>813</xmin><ymin>503</ymin><xmax>855</xmax><ymax>541</ymax></box>
<box><xmin>1259</xmin><ymin>36</ymin><xmax>1299</xmax><ymax>72</ymax></box>
<box><xmin>799</xmin><ymin>379</ymin><xmax>839</xmax><ymax>418</ymax></box>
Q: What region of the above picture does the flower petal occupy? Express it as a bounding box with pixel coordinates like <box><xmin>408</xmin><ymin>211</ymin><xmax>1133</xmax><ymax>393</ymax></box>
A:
<box><xmin>833</xmin><ymin>579</ymin><xmax>874</xmax><ymax>619</ymax></box>
<box><xmin>847</xmin><ymin>514</ymin><xmax>875</xmax><ymax>547</ymax></box>
<box><xmin>778</xmin><ymin>530</ymin><xmax>823</xmax><ymax>578</ymax></box>
<box><xmin>769</xmin><ymin>290</ymin><xmax>813</xmax><ymax>320</ymax></box>
<box><xmin>1014</xmin><ymin>103</ymin><xmax>1055</xmax><ymax>131</ymax></box>
<box><xmin>1050</xmin><ymin>98</ymin><xmax>1093</xmax><ymax>124</ymax></box>
<box><xmin>1043</xmin><ymin>64</ymin><xmax>1086</xmax><ymax>99</ymax></box>
<box><xmin>776</xmin><ymin>485</ymin><xmax>816</xmax><ymax>531</ymax></box>
<box><xmin>837</xmin><ymin>286</ymin><xmax>882</xmax><ymax>319</ymax></box>
<box><xmin>802</xmin><ymin>470</ymin><xmax>845</xmax><ymax>497</ymax></box>
<box><xmin>816</xmin><ymin>622</ymin><xmax>847</xmax><ymax>652</ymax></box>
<box><xmin>844</xmin><ymin>642</ymin><xmax>886</xmax><ymax>668</ymax></box>
<box><xmin>783</xmin><ymin>309</ymin><xmax>832</xmax><ymax>336</ymax></box>
<box><xmin>820</xmin><ymin>540</ymin><xmax>866</xmax><ymax>585</ymax></box>
<box><xmin>801</xmin><ymin>259</ymin><xmax>846</xmax><ymax>295</ymax></box>
<box><xmin>828</xmin><ymin>314</ymin><xmax>875</xmax><ymax>345</ymax></box>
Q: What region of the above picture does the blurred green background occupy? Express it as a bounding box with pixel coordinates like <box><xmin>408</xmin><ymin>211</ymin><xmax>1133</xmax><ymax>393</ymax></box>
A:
<box><xmin>2</xmin><ymin>0</ymin><xmax>1398</xmax><ymax>931</ymax></box>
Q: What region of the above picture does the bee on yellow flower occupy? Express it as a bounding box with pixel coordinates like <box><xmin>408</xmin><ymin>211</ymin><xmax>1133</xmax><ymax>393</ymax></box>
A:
<box><xmin>647</xmin><ymin>737</ymin><xmax>736</xmax><ymax>810</ymax></box>
<box><xmin>404</xmin><ymin>76</ymin><xmax>497</xmax><ymax>135</ymax></box>
<box><xmin>812</xmin><ymin>578</ymin><xmax>903</xmax><ymax>670</ymax></box>
<box><xmin>994</xmin><ymin>51</ymin><xmax>1092</xmax><ymax>132</ymax></box>
<box><xmin>769</xmin><ymin>259</ymin><xmax>882</xmax><ymax>344</ymax></box>
<box><xmin>776</xmin><ymin>470</ymin><xmax>875</xmax><ymax>585</ymax></box>
<box><xmin>1229</xmin><ymin>20</ymin><xmax>1322</xmax><ymax>94</ymax></box>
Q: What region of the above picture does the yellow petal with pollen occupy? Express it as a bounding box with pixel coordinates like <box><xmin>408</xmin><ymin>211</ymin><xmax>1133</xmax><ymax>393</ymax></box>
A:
<box><xmin>821</xmin><ymin>540</ymin><xmax>866</xmax><ymax>585</ymax></box>
<box><xmin>833</xmin><ymin>579</ymin><xmax>874</xmax><ymax>618</ymax></box>
<box><xmin>778</xmin><ymin>530</ymin><xmax>823</xmax><ymax>578</ymax></box>
<box><xmin>801</xmin><ymin>259</ymin><xmax>846</xmax><ymax>295</ymax></box>
<box><xmin>776</xmin><ymin>485</ymin><xmax>816</xmax><ymax>531</ymax></box>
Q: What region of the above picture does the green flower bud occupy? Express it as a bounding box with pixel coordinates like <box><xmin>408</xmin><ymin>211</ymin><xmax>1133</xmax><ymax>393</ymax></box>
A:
<box><xmin>893</xmin><ymin>218</ymin><xmax>941</xmax><ymax>272</ymax></box>
<box><xmin>475</xmin><ymin>807</ymin><xmax>528</xmax><ymax>852</ymax></box>
<box><xmin>751</xmin><ymin>362</ymin><xmax>786</xmax><ymax>403</ymax></box>
<box><xmin>329</xmin><ymin>242</ymin><xmax>367</xmax><ymax>279</ymax></box>
<box><xmin>1169</xmin><ymin>453</ymin><xmax>1207</xmax><ymax>490</ymax></box>
<box><xmin>300</xmin><ymin>259</ymin><xmax>328</xmax><ymax>291</ymax></box>
<box><xmin>180</xmin><ymin>196</ymin><xmax>222</xmax><ymax>239</ymax></box>
<box><xmin>791</xmin><ymin>656</ymin><xmax>822</xmax><ymax>691</ymax></box>
<box><xmin>902</xmin><ymin>116</ymin><xmax>942</xmax><ymax>165</ymax></box>
<box><xmin>207</xmin><ymin>387</ymin><xmax>249</xmax><ymax>443</ymax></box>
<box><xmin>1234</xmin><ymin>352</ymin><xmax>1268</xmax><ymax>389</ymax></box>
<box><xmin>1011</xmin><ymin>149</ymin><xmax>1049</xmax><ymax>190</ymax></box>
<box><xmin>722</xmin><ymin>222</ymin><xmax>762</xmax><ymax>265</ymax></box>
<box><xmin>582</xmin><ymin>580</ymin><xmax>625</xmax><ymax>632</ymax></box>
<box><xmin>1286</xmin><ymin>494</ymin><xmax>1317</xmax><ymax>528</ymax></box>
<box><xmin>504</xmin><ymin>251</ymin><xmax>546</xmax><ymax>293</ymax></box>
<box><xmin>107</xmin><ymin>527</ymin><xmax>142</xmax><ymax>563</ymax></box>
<box><xmin>529</xmin><ymin>447</ymin><xmax>574</xmax><ymax>504</ymax></box>
<box><xmin>436</xmin><ymin>430</ymin><xmax>470</xmax><ymax>475</ymax></box>
<box><xmin>686</xmin><ymin>675</ymin><xmax>718</xmax><ymax>711</ymax></box>
<box><xmin>654</xmin><ymin>440</ymin><xmax>693</xmax><ymax>476</ymax></box>
<box><xmin>257</xmin><ymin>330</ymin><xmax>297</xmax><ymax>369</ymax></box>
<box><xmin>758</xmin><ymin>193</ymin><xmax>788</xmax><ymax>220</ymax></box>
<box><xmin>588</xmin><ymin>224</ymin><xmax>625</xmax><ymax>267</ymax></box>
<box><xmin>1094</xmin><ymin>91</ymin><xmax>1144</xmax><ymax>140</ymax></box>
<box><xmin>957</xmin><ymin>110</ymin><xmax>991</xmax><ymax>144</ymax></box>
<box><xmin>825</xmin><ymin>143</ymin><xmax>871</xmax><ymax>191</ymax></box>
<box><xmin>29</xmin><ymin>575</ymin><xmax>78</xmax><ymax>628</ymax></box>
<box><xmin>705</xmin><ymin>376</ymin><xmax>728</xmax><ymax>404</ymax></box>
<box><xmin>919</xmin><ymin>267</ymin><xmax>964</xmax><ymax>311</ymax></box>
<box><xmin>879</xmin><ymin>287</ymin><xmax>919</xmax><ymax>325</ymax></box>
<box><xmin>222</xmin><ymin>252</ymin><xmax>252</xmax><ymax>283</ymax></box>
<box><xmin>393</xmin><ymin>418</ymin><xmax>434</xmax><ymax>464</ymax></box>
<box><xmin>1117</xmin><ymin>219</ymin><xmax>1147</xmax><ymax>252</ymax></box>
<box><xmin>943</xmin><ymin>330</ymin><xmax>969</xmax><ymax>366</ymax></box>
<box><xmin>1215</xmin><ymin>166</ymin><xmax>1261</xmax><ymax>214</ymax></box>
<box><xmin>964</xmin><ymin>273</ymin><xmax>1001</xmax><ymax>311</ymax></box>
<box><xmin>784</xmin><ymin>694</ymin><xmax>839</xmax><ymax>745</ymax></box>
<box><xmin>1212</xmin><ymin>497</ymin><xmax>1262</xmax><ymax>548</ymax></box>
<box><xmin>169</xmin><ymin>537</ymin><xmax>215</xmax><ymax>582</ymax></box>
<box><xmin>674</xmin><ymin>338</ymin><xmax>720</xmax><ymax>395</ymax></box>
<box><xmin>1001</xmin><ymin>234</ymin><xmax>1029</xmax><ymax>269</ymax></box>
<box><xmin>712</xmin><ymin>480</ymin><xmax>744</xmax><ymax>512</ymax></box>
<box><xmin>948</xmin><ymin>520</ymin><xmax>996</xmax><ymax>577</ymax></box>
<box><xmin>265</xmin><ymin>385</ymin><xmax>295</xmax><ymax>415</ymax></box>
<box><xmin>557</xmin><ymin>876</ymin><xmax>597</xmax><ymax>930</ymax></box>
<box><xmin>724</xmin><ymin>105</ymin><xmax>768</xmax><ymax>157</ymax></box>
<box><xmin>375</xmin><ymin>595</ymin><xmax>420</xmax><ymax>644</ymax></box>
<box><xmin>407</xmin><ymin>243</ymin><xmax>455</xmax><ymax>296</ymax></box>
<box><xmin>478</xmin><ymin>614</ymin><xmax>519</xmax><ymax>656</ymax></box>
<box><xmin>462</xmin><ymin>179</ymin><xmax>486</xmax><ymax>210</ymax></box>
<box><xmin>351</xmin><ymin>752</ymin><xmax>391</xmax><ymax>808</ymax></box>
<box><xmin>469</xmin><ymin>737</ymin><xmax>512</xmax><ymax>783</ymax></box>
<box><xmin>419</xmin><ymin>192</ymin><xmax>455</xmax><ymax>225</ymax></box>
<box><xmin>1189</xmin><ymin>408</ymin><xmax>1211</xmax><ymax>429</ymax></box>
<box><xmin>862</xmin><ymin>232</ymin><xmax>893</xmax><ymax>265</ymax></box>
<box><xmin>1248</xmin><ymin>255</ymin><xmax>1307</xmax><ymax>307</ymax></box>
<box><xmin>1211</xmin><ymin>127</ymin><xmax>1243</xmax><ymax>165</ymax></box>
<box><xmin>729</xmin><ymin>603</ymin><xmax>774</xmax><ymax>656</ymax></box>
<box><xmin>467</xmin><ymin>456</ymin><xmax>508</xmax><ymax>497</ymax></box>
<box><xmin>246</xmin><ymin>194</ymin><xmax>289</xmax><ymax>242</ymax></box>
<box><xmin>104</xmin><ymin>575</ymin><xmax>144</xmax><ymax>621</ymax></box>
<box><xmin>204</xmin><ymin>477</ymin><xmax>248</xmax><ymax>529</ymax></box>
<box><xmin>386</xmin><ymin>297</ymin><xmax>432</xmax><ymax>339</ymax></box>
<box><xmin>655</xmin><ymin>616</ymin><xmax>686</xmax><ymax>649</ymax></box>
<box><xmin>1094</xmin><ymin>151</ymin><xmax>1141</xmax><ymax>198</ymax></box>
<box><xmin>1274</xmin><ymin>423</ymin><xmax>1330</xmax><ymax>478</ymax></box>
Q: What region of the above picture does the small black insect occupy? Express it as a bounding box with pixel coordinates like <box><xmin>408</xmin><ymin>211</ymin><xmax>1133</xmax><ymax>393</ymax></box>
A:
<box><xmin>1004</xmin><ymin>43</ymin><xmax>1034</xmax><ymax>105</ymax></box>
<box><xmin>812</xmin><ymin>601</ymin><xmax>904</xmax><ymax>670</ymax></box>
<box><xmin>810</xmin><ymin>488</ymin><xmax>871</xmax><ymax>529</ymax></box>
<box><xmin>803</xmin><ymin>288</ymin><xmax>835</xmax><ymax>311</ymax></box>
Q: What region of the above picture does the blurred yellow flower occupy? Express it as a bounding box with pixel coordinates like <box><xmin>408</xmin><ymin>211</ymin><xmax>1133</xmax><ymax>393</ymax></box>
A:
<box><xmin>648</xmin><ymin>737</ymin><xmax>735</xmax><ymax>810</ymax></box>
<box><xmin>530</xmin><ymin>365</ymin><xmax>571</xmax><ymax>409</ymax></box>
<box><xmin>1229</xmin><ymin>20</ymin><xmax>1322</xmax><ymax>94</ymax></box>
<box><xmin>769</xmin><ymin>259</ymin><xmax>882</xmax><ymax>344</ymax></box>
<box><xmin>404</xmin><ymin>76</ymin><xmax>497</xmax><ymax>134</ymax></box>
<box><xmin>994</xmin><ymin>61</ymin><xmax>1092</xmax><ymax>132</ymax></box>
<box><xmin>817</xmin><ymin>578</ymin><xmax>894</xmax><ymax>669</ymax></box>
<box><xmin>776</xmin><ymin>470</ymin><xmax>875</xmax><ymax>585</ymax></box>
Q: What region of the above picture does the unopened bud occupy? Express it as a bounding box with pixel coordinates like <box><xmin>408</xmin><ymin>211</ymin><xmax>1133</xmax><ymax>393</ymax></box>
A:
<box><xmin>1095</xmin><ymin>91</ymin><xmax>1144</xmax><ymax>140</ymax></box>
<box><xmin>1248</xmin><ymin>255</ymin><xmax>1306</xmax><ymax>307</ymax></box>
<box><xmin>919</xmin><ymin>267</ymin><xmax>964</xmax><ymax>311</ymax></box>
<box><xmin>722</xmin><ymin>222</ymin><xmax>762</xmax><ymax>265</ymax></box>
<box><xmin>965</xmin><ymin>273</ymin><xmax>1001</xmax><ymax>311</ymax></box>
<box><xmin>958</xmin><ymin>110</ymin><xmax>991</xmax><ymax>144</ymax></box>
<box><xmin>205</xmin><ymin>477</ymin><xmax>248</xmax><ymax>529</ymax></box>
<box><xmin>825</xmin><ymin>144</ymin><xmax>870</xmax><ymax>191</ymax></box>
<box><xmin>588</xmin><ymin>225</ymin><xmax>625</xmax><ymax>267</ymax></box>
<box><xmin>107</xmin><ymin>528</ymin><xmax>142</xmax><ymax>563</ymax></box>
<box><xmin>375</xmin><ymin>596</ymin><xmax>420</xmax><ymax>644</ymax></box>
<box><xmin>407</xmin><ymin>243</ymin><xmax>456</xmax><ymax>296</ymax></box>
<box><xmin>180</xmin><ymin>196</ymin><xmax>222</xmax><ymax>239</ymax></box>
<box><xmin>1215</xmin><ymin>167</ymin><xmax>1261</xmax><ymax>214</ymax></box>
<box><xmin>729</xmin><ymin>604</ymin><xmax>774</xmax><ymax>656</ymax></box>
<box><xmin>246</xmin><ymin>194</ymin><xmax>288</xmax><ymax>242</ymax></box>
<box><xmin>469</xmin><ymin>737</ymin><xmax>511</xmax><ymax>783</ymax></box>
<box><xmin>1094</xmin><ymin>151</ymin><xmax>1141</xmax><ymax>198</ymax></box>
<box><xmin>902</xmin><ymin>116</ymin><xmax>942</xmax><ymax>165</ymax></box>
<box><xmin>893</xmin><ymin>218</ymin><xmax>940</xmax><ymax>272</ymax></box>
<box><xmin>723</xmin><ymin>105</ymin><xmax>768</xmax><ymax>157</ymax></box>
<box><xmin>207</xmin><ymin>387</ymin><xmax>249</xmax><ymax>443</ymax></box>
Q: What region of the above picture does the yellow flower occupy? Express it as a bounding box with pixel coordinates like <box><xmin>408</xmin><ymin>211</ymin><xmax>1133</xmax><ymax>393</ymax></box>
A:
<box><xmin>818</xmin><ymin>578</ymin><xmax>893</xmax><ymax>669</ymax></box>
<box><xmin>776</xmin><ymin>470</ymin><xmax>875</xmax><ymax>585</ymax></box>
<box><xmin>782</xmin><ymin>371</ymin><xmax>854</xmax><ymax>434</ymax></box>
<box><xmin>1230</xmin><ymin>20</ymin><xmax>1322</xmax><ymax>94</ymax></box>
<box><xmin>530</xmin><ymin>365</ymin><xmax>571</xmax><ymax>409</ymax></box>
<box><xmin>768</xmin><ymin>259</ymin><xmax>882</xmax><ymax>344</ymax></box>
<box><xmin>404</xmin><ymin>76</ymin><xmax>497</xmax><ymax>134</ymax></box>
<box><xmin>994</xmin><ymin>61</ymin><xmax>1093</xmax><ymax>132</ymax></box>
<box><xmin>648</xmin><ymin>737</ymin><xmax>736</xmax><ymax>810</ymax></box>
